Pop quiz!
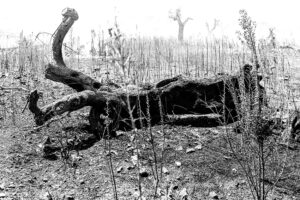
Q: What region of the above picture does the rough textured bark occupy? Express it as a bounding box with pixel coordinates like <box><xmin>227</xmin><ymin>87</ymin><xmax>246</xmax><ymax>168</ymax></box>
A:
<box><xmin>45</xmin><ymin>8</ymin><xmax>101</xmax><ymax>92</ymax></box>
<box><xmin>28</xmin><ymin>90</ymin><xmax>97</xmax><ymax>125</ymax></box>
<box><xmin>168</xmin><ymin>114</ymin><xmax>223</xmax><ymax>127</ymax></box>
<box><xmin>45</xmin><ymin>64</ymin><xmax>102</xmax><ymax>92</ymax></box>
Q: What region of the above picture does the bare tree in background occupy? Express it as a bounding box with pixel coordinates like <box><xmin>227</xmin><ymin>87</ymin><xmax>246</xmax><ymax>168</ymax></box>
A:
<box><xmin>169</xmin><ymin>8</ymin><xmax>192</xmax><ymax>42</ymax></box>
<box><xmin>206</xmin><ymin>18</ymin><xmax>220</xmax><ymax>35</ymax></box>
<box><xmin>267</xmin><ymin>28</ymin><xmax>277</xmax><ymax>49</ymax></box>
<box><xmin>90</xmin><ymin>29</ymin><xmax>97</xmax><ymax>58</ymax></box>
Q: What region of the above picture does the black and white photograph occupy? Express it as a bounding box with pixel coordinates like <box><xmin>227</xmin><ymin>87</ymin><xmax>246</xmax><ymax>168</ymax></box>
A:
<box><xmin>0</xmin><ymin>0</ymin><xmax>299</xmax><ymax>199</ymax></box>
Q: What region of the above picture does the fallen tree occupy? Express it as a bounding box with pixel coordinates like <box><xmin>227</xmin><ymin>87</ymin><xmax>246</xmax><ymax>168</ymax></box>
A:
<box><xmin>28</xmin><ymin>8</ymin><xmax>266</xmax><ymax>137</ymax></box>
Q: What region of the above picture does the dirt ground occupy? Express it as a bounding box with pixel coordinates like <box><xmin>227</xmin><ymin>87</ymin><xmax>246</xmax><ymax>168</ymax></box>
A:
<box><xmin>0</xmin><ymin>111</ymin><xmax>299</xmax><ymax>200</ymax></box>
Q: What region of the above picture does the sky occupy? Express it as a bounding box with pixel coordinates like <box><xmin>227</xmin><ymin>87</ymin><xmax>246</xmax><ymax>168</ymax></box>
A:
<box><xmin>0</xmin><ymin>0</ymin><xmax>300</xmax><ymax>48</ymax></box>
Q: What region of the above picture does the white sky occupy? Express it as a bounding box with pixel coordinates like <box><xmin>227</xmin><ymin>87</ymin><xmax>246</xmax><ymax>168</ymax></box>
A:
<box><xmin>1</xmin><ymin>0</ymin><xmax>300</xmax><ymax>47</ymax></box>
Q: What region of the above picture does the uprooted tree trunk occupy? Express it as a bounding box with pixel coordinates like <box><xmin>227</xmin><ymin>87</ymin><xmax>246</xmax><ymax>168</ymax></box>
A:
<box><xmin>28</xmin><ymin>8</ymin><xmax>265</xmax><ymax>137</ymax></box>
<box><xmin>28</xmin><ymin>74</ymin><xmax>247</xmax><ymax>133</ymax></box>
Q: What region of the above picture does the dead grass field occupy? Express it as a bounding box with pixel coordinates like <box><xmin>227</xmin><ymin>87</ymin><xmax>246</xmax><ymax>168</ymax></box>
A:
<box><xmin>0</xmin><ymin>35</ymin><xmax>300</xmax><ymax>199</ymax></box>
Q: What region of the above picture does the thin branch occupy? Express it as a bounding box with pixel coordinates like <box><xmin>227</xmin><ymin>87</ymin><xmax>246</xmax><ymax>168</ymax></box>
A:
<box><xmin>183</xmin><ymin>17</ymin><xmax>193</xmax><ymax>25</ymax></box>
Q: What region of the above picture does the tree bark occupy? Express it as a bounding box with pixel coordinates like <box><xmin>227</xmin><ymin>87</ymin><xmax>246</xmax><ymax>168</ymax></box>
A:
<box><xmin>45</xmin><ymin>8</ymin><xmax>102</xmax><ymax>92</ymax></box>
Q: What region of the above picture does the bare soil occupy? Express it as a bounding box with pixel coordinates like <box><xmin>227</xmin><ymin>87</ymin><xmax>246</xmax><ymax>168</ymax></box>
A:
<box><xmin>0</xmin><ymin>113</ymin><xmax>299</xmax><ymax>199</ymax></box>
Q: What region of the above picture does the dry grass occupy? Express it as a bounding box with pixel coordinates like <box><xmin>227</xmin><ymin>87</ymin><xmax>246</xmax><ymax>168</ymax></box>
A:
<box><xmin>0</xmin><ymin>31</ymin><xmax>299</xmax><ymax>199</ymax></box>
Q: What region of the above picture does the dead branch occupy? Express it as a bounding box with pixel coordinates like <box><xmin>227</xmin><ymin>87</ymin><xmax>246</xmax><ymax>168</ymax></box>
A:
<box><xmin>45</xmin><ymin>8</ymin><xmax>101</xmax><ymax>92</ymax></box>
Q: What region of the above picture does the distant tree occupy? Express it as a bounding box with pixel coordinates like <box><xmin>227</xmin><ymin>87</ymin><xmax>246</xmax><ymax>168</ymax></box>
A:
<box><xmin>169</xmin><ymin>8</ymin><xmax>192</xmax><ymax>42</ymax></box>
<box><xmin>90</xmin><ymin>29</ymin><xmax>97</xmax><ymax>58</ymax></box>
<box><xmin>267</xmin><ymin>28</ymin><xmax>277</xmax><ymax>49</ymax></box>
<box><xmin>205</xmin><ymin>19</ymin><xmax>220</xmax><ymax>35</ymax></box>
